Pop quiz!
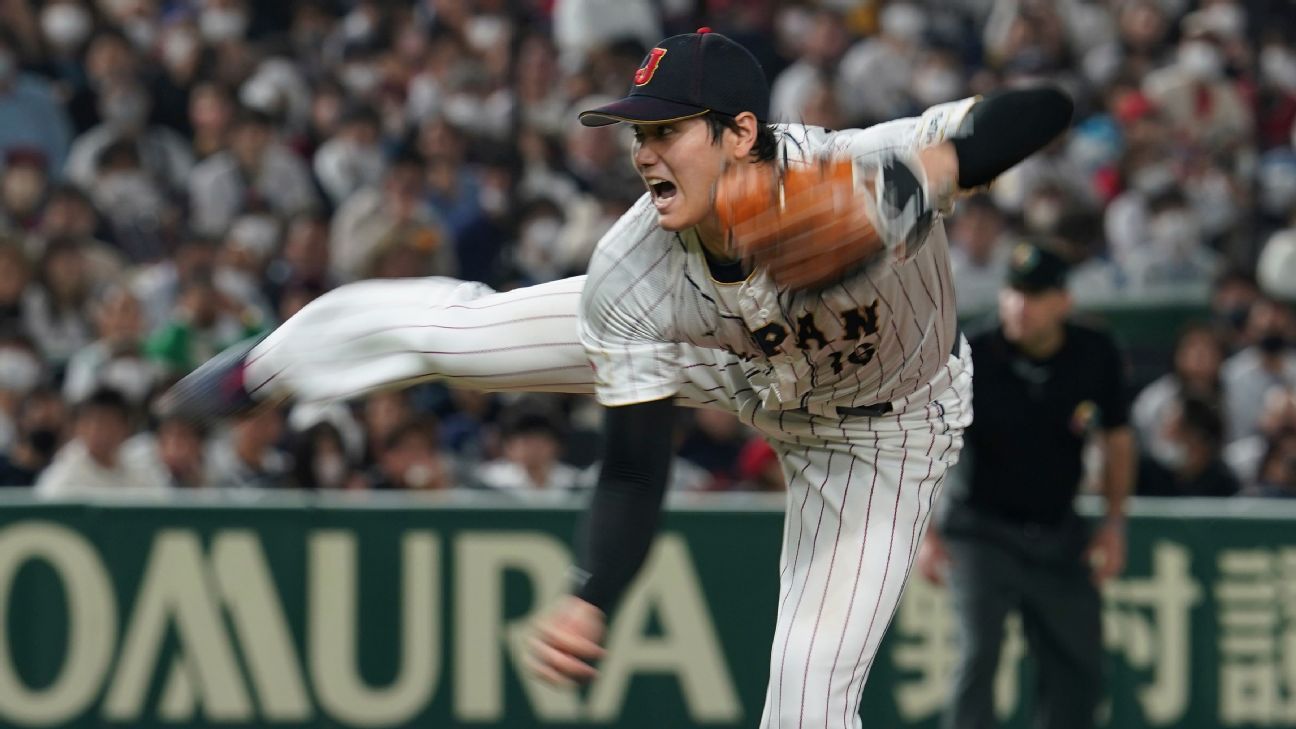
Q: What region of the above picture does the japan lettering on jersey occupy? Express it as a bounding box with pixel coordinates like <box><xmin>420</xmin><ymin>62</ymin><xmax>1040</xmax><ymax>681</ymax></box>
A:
<box><xmin>580</xmin><ymin>98</ymin><xmax>978</xmax><ymax>414</ymax></box>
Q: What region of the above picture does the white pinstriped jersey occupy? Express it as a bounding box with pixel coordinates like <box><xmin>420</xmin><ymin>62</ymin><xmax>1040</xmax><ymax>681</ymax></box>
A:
<box><xmin>580</xmin><ymin>97</ymin><xmax>978</xmax><ymax>414</ymax></box>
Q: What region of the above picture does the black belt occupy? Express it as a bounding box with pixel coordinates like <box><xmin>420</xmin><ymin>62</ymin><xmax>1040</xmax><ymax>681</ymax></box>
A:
<box><xmin>834</xmin><ymin>323</ymin><xmax>964</xmax><ymax>419</ymax></box>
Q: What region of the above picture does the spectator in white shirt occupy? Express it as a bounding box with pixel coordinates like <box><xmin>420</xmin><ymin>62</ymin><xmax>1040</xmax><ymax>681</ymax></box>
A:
<box><xmin>35</xmin><ymin>388</ymin><xmax>169</xmax><ymax>497</ymax></box>
<box><xmin>478</xmin><ymin>406</ymin><xmax>580</xmax><ymax>491</ymax></box>
<box><xmin>188</xmin><ymin>108</ymin><xmax>319</xmax><ymax>237</ymax></box>
<box><xmin>948</xmin><ymin>195</ymin><xmax>1010</xmax><ymax>314</ymax></box>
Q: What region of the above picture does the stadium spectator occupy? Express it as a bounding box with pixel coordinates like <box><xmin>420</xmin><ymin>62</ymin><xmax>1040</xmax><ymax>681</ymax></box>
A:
<box><xmin>0</xmin><ymin>149</ymin><xmax>49</xmax><ymax>233</ymax></box>
<box><xmin>0</xmin><ymin>332</ymin><xmax>43</xmax><ymax>453</ymax></box>
<box><xmin>63</xmin><ymin>284</ymin><xmax>158</xmax><ymax>405</ymax></box>
<box><xmin>144</xmin><ymin>272</ymin><xmax>265</xmax><ymax>376</ymax></box>
<box><xmin>370</xmin><ymin>420</ymin><xmax>454</xmax><ymax>491</ymax></box>
<box><xmin>34</xmin><ymin>387</ymin><xmax>168</xmax><ymax>496</ymax></box>
<box><xmin>1246</xmin><ymin>429</ymin><xmax>1296</xmax><ymax>497</ymax></box>
<box><xmin>0</xmin><ymin>29</ymin><xmax>73</xmax><ymax>175</ymax></box>
<box><xmin>188</xmin><ymin>107</ymin><xmax>319</xmax><ymax>237</ymax></box>
<box><xmin>290</xmin><ymin>421</ymin><xmax>361</xmax><ymax>490</ymax></box>
<box><xmin>152</xmin><ymin>416</ymin><xmax>209</xmax><ymax>490</ymax></box>
<box><xmin>0</xmin><ymin>387</ymin><xmax>66</xmax><ymax>486</ymax></box>
<box><xmin>22</xmin><ymin>236</ymin><xmax>93</xmax><ymax>366</ymax></box>
<box><xmin>330</xmin><ymin>148</ymin><xmax>452</xmax><ymax>280</ymax></box>
<box><xmin>477</xmin><ymin>406</ymin><xmax>579</xmax><ymax>491</ymax></box>
<box><xmin>64</xmin><ymin>75</ymin><xmax>194</xmax><ymax>193</ymax></box>
<box><xmin>1225</xmin><ymin>387</ymin><xmax>1296</xmax><ymax>486</ymax></box>
<box><xmin>205</xmin><ymin>405</ymin><xmax>290</xmax><ymax>489</ymax></box>
<box><xmin>1222</xmin><ymin>298</ymin><xmax>1296</xmax><ymax>442</ymax></box>
<box><xmin>1137</xmin><ymin>395</ymin><xmax>1240</xmax><ymax>497</ymax></box>
<box><xmin>1133</xmin><ymin>323</ymin><xmax>1227</xmax><ymax>469</ymax></box>
<box><xmin>948</xmin><ymin>194</ymin><xmax>1011</xmax><ymax>314</ymax></box>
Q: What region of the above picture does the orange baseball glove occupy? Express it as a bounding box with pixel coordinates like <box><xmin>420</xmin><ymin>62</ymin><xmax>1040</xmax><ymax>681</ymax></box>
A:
<box><xmin>714</xmin><ymin>153</ymin><xmax>937</xmax><ymax>291</ymax></box>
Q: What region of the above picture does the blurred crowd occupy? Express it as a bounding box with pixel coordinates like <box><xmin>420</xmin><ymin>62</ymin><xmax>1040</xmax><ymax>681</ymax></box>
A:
<box><xmin>0</xmin><ymin>0</ymin><xmax>1293</xmax><ymax>497</ymax></box>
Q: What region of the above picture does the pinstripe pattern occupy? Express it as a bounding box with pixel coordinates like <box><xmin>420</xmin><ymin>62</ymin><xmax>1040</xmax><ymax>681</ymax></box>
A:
<box><xmin>245</xmin><ymin>99</ymin><xmax>981</xmax><ymax>729</ymax></box>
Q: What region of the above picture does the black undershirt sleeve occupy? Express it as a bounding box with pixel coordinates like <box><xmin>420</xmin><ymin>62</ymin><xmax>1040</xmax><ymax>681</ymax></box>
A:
<box><xmin>950</xmin><ymin>86</ymin><xmax>1075</xmax><ymax>189</ymax></box>
<box><xmin>572</xmin><ymin>397</ymin><xmax>676</xmax><ymax>612</ymax></box>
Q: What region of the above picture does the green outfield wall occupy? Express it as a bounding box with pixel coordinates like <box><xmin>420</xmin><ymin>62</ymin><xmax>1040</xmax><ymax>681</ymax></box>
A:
<box><xmin>0</xmin><ymin>492</ymin><xmax>1289</xmax><ymax>728</ymax></box>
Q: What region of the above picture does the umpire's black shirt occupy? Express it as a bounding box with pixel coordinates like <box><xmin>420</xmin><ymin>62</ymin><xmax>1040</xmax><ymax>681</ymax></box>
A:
<box><xmin>957</xmin><ymin>321</ymin><xmax>1130</xmax><ymax>526</ymax></box>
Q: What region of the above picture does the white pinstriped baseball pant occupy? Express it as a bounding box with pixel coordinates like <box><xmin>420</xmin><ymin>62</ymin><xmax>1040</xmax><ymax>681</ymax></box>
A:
<box><xmin>246</xmin><ymin>275</ymin><xmax>971</xmax><ymax>728</ymax></box>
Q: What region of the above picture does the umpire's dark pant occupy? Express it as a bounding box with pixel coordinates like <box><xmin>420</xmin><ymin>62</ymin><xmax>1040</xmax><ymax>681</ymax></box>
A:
<box><xmin>939</xmin><ymin>505</ymin><xmax>1103</xmax><ymax>729</ymax></box>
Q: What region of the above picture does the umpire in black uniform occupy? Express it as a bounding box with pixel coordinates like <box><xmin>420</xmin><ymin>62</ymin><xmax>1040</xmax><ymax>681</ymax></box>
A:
<box><xmin>918</xmin><ymin>242</ymin><xmax>1135</xmax><ymax>729</ymax></box>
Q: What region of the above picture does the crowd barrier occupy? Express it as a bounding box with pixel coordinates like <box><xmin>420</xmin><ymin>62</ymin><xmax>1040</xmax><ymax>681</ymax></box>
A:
<box><xmin>0</xmin><ymin>490</ymin><xmax>1290</xmax><ymax>729</ymax></box>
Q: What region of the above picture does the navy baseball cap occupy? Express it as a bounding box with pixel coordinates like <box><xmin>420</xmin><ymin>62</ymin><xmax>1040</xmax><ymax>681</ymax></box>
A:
<box><xmin>1007</xmin><ymin>242</ymin><xmax>1070</xmax><ymax>293</ymax></box>
<box><xmin>578</xmin><ymin>28</ymin><xmax>769</xmax><ymax>127</ymax></box>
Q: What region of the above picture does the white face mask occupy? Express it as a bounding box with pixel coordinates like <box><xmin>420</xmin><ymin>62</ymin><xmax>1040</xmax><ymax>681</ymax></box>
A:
<box><xmin>880</xmin><ymin>3</ymin><xmax>925</xmax><ymax>44</ymax></box>
<box><xmin>1261</xmin><ymin>46</ymin><xmax>1296</xmax><ymax>94</ymax></box>
<box><xmin>340</xmin><ymin>65</ymin><xmax>380</xmax><ymax>97</ymax></box>
<box><xmin>1178</xmin><ymin>41</ymin><xmax>1223</xmax><ymax>81</ymax></box>
<box><xmin>123</xmin><ymin>17</ymin><xmax>157</xmax><ymax>51</ymax></box>
<box><xmin>0</xmin><ymin>348</ymin><xmax>41</xmax><ymax>393</ymax></box>
<box><xmin>403</xmin><ymin>462</ymin><xmax>432</xmax><ymax>489</ymax></box>
<box><xmin>314</xmin><ymin>454</ymin><xmax>348</xmax><ymax>488</ymax></box>
<box><xmin>1132</xmin><ymin>164</ymin><xmax>1175</xmax><ymax>196</ymax></box>
<box><xmin>41</xmin><ymin>4</ymin><xmax>92</xmax><ymax>49</ymax></box>
<box><xmin>1024</xmin><ymin>198</ymin><xmax>1063</xmax><ymax>233</ymax></box>
<box><xmin>200</xmin><ymin>7</ymin><xmax>248</xmax><ymax>43</ymax></box>
<box><xmin>161</xmin><ymin>31</ymin><xmax>199</xmax><ymax>69</ymax></box>
<box><xmin>101</xmin><ymin>90</ymin><xmax>148</xmax><ymax>130</ymax></box>
<box><xmin>100</xmin><ymin>357</ymin><xmax>155</xmax><ymax>403</ymax></box>
<box><xmin>1259</xmin><ymin>159</ymin><xmax>1296</xmax><ymax>217</ymax></box>
<box><xmin>465</xmin><ymin>15</ymin><xmax>509</xmax><ymax>53</ymax></box>
<box><xmin>1149</xmin><ymin>210</ymin><xmax>1200</xmax><ymax>256</ymax></box>
<box><xmin>912</xmin><ymin>67</ymin><xmax>962</xmax><ymax>107</ymax></box>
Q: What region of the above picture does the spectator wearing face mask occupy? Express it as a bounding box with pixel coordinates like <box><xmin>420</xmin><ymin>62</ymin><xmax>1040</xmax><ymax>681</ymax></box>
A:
<box><xmin>188</xmin><ymin>107</ymin><xmax>319</xmax><ymax>237</ymax></box>
<box><xmin>89</xmin><ymin>140</ymin><xmax>176</xmax><ymax>261</ymax></box>
<box><xmin>313</xmin><ymin>106</ymin><xmax>386</xmax><ymax>207</ymax></box>
<box><xmin>948</xmin><ymin>195</ymin><xmax>1012</xmax><ymax>314</ymax></box>
<box><xmin>0</xmin><ymin>387</ymin><xmax>66</xmax><ymax>486</ymax></box>
<box><xmin>1224</xmin><ymin>387</ymin><xmax>1296</xmax><ymax>486</ymax></box>
<box><xmin>768</xmin><ymin>8</ymin><xmax>851</xmax><ymax>124</ymax></box>
<box><xmin>0</xmin><ymin>28</ymin><xmax>73</xmax><ymax>175</ymax></box>
<box><xmin>369</xmin><ymin>420</ymin><xmax>454</xmax><ymax>491</ymax></box>
<box><xmin>1121</xmin><ymin>188</ymin><xmax>1222</xmax><ymax>299</ymax></box>
<box><xmin>1142</xmin><ymin>27</ymin><xmax>1252</xmax><ymax>149</ymax></box>
<box><xmin>64</xmin><ymin>75</ymin><xmax>194</xmax><ymax>194</ymax></box>
<box><xmin>63</xmin><ymin>284</ymin><xmax>159</xmax><ymax>406</ymax></box>
<box><xmin>1137</xmin><ymin>395</ymin><xmax>1239</xmax><ymax>497</ymax></box>
<box><xmin>144</xmin><ymin>272</ymin><xmax>264</xmax><ymax>376</ymax></box>
<box><xmin>290</xmin><ymin>421</ymin><xmax>361</xmax><ymax>490</ymax></box>
<box><xmin>331</xmin><ymin>148</ymin><xmax>453</xmax><ymax>280</ymax></box>
<box><xmin>838</xmin><ymin>3</ymin><xmax>930</xmax><ymax>124</ymax></box>
<box><xmin>35</xmin><ymin>387</ymin><xmax>169</xmax><ymax>497</ymax></box>
<box><xmin>1211</xmin><ymin>270</ymin><xmax>1262</xmax><ymax>354</ymax></box>
<box><xmin>1222</xmin><ymin>299</ymin><xmax>1296</xmax><ymax>442</ymax></box>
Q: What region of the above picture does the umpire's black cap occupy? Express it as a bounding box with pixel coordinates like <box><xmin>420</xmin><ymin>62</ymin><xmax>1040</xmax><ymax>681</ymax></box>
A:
<box><xmin>1006</xmin><ymin>242</ymin><xmax>1070</xmax><ymax>293</ymax></box>
<box><xmin>578</xmin><ymin>28</ymin><xmax>769</xmax><ymax>127</ymax></box>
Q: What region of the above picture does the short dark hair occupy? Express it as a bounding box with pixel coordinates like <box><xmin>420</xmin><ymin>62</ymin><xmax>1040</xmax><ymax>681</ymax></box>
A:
<box><xmin>704</xmin><ymin>112</ymin><xmax>779</xmax><ymax>163</ymax></box>
<box><xmin>79</xmin><ymin>388</ymin><xmax>132</xmax><ymax>421</ymax></box>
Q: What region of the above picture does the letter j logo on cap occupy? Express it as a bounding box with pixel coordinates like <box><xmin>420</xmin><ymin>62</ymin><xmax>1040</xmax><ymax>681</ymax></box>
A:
<box><xmin>634</xmin><ymin>48</ymin><xmax>667</xmax><ymax>86</ymax></box>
